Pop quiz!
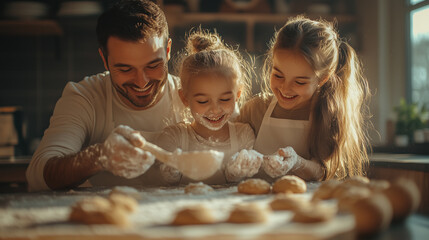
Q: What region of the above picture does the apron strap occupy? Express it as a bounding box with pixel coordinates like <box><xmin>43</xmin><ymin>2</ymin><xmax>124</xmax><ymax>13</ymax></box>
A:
<box><xmin>228</xmin><ymin>122</ymin><xmax>238</xmax><ymax>153</ymax></box>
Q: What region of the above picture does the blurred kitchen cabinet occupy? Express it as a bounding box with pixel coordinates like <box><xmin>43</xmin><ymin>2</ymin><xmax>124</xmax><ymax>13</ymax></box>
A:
<box><xmin>0</xmin><ymin>17</ymin><xmax>103</xmax><ymax>147</ymax></box>
<box><xmin>163</xmin><ymin>0</ymin><xmax>359</xmax><ymax>53</ymax></box>
<box><xmin>0</xmin><ymin>20</ymin><xmax>62</xmax><ymax>36</ymax></box>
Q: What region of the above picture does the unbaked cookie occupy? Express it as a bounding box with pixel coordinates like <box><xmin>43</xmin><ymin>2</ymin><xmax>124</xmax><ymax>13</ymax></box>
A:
<box><xmin>227</xmin><ymin>203</ymin><xmax>270</xmax><ymax>223</ymax></box>
<box><xmin>312</xmin><ymin>179</ymin><xmax>341</xmax><ymax>201</ymax></box>
<box><xmin>270</xmin><ymin>194</ymin><xmax>309</xmax><ymax>211</ymax></box>
<box><xmin>184</xmin><ymin>182</ymin><xmax>214</xmax><ymax>195</ymax></box>
<box><xmin>237</xmin><ymin>178</ymin><xmax>271</xmax><ymax>195</ymax></box>
<box><xmin>272</xmin><ymin>175</ymin><xmax>306</xmax><ymax>194</ymax></box>
<box><xmin>337</xmin><ymin>186</ymin><xmax>372</xmax><ymax>212</ymax></box>
<box><xmin>342</xmin><ymin>176</ymin><xmax>370</xmax><ymax>187</ymax></box>
<box><xmin>171</xmin><ymin>205</ymin><xmax>216</xmax><ymax>225</ymax></box>
<box><xmin>108</xmin><ymin>193</ymin><xmax>138</xmax><ymax>213</ymax></box>
<box><xmin>382</xmin><ymin>178</ymin><xmax>420</xmax><ymax>221</ymax></box>
<box><xmin>292</xmin><ymin>203</ymin><xmax>337</xmax><ymax>223</ymax></box>
<box><xmin>69</xmin><ymin>196</ymin><xmax>130</xmax><ymax>227</ymax></box>
<box><xmin>109</xmin><ymin>186</ymin><xmax>141</xmax><ymax>199</ymax></box>
<box><xmin>350</xmin><ymin>194</ymin><xmax>393</xmax><ymax>235</ymax></box>
<box><xmin>367</xmin><ymin>179</ymin><xmax>390</xmax><ymax>192</ymax></box>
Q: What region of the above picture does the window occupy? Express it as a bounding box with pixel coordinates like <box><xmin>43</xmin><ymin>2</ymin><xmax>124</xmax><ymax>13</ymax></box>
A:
<box><xmin>408</xmin><ymin>0</ymin><xmax>429</xmax><ymax>106</ymax></box>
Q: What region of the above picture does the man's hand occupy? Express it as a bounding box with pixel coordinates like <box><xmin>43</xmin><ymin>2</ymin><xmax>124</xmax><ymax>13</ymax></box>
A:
<box><xmin>225</xmin><ymin>149</ymin><xmax>263</xmax><ymax>182</ymax></box>
<box><xmin>99</xmin><ymin>125</ymin><xmax>155</xmax><ymax>179</ymax></box>
<box><xmin>262</xmin><ymin>146</ymin><xmax>303</xmax><ymax>178</ymax></box>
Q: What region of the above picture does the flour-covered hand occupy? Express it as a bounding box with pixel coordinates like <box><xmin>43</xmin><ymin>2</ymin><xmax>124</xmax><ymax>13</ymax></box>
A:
<box><xmin>98</xmin><ymin>125</ymin><xmax>155</xmax><ymax>178</ymax></box>
<box><xmin>225</xmin><ymin>149</ymin><xmax>263</xmax><ymax>182</ymax></box>
<box><xmin>262</xmin><ymin>146</ymin><xmax>302</xmax><ymax>178</ymax></box>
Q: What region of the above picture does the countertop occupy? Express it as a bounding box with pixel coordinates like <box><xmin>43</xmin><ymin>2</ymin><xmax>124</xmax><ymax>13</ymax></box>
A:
<box><xmin>369</xmin><ymin>153</ymin><xmax>429</xmax><ymax>172</ymax></box>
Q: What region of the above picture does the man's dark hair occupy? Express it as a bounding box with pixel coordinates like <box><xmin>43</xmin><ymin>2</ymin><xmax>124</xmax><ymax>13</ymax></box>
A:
<box><xmin>96</xmin><ymin>0</ymin><xmax>168</xmax><ymax>55</ymax></box>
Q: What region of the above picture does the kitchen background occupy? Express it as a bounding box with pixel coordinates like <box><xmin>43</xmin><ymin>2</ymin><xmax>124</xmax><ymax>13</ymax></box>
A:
<box><xmin>0</xmin><ymin>0</ymin><xmax>425</xmax><ymax>158</ymax></box>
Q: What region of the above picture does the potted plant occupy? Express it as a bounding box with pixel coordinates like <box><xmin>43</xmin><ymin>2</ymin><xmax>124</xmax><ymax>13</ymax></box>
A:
<box><xmin>393</xmin><ymin>99</ymin><xmax>427</xmax><ymax>146</ymax></box>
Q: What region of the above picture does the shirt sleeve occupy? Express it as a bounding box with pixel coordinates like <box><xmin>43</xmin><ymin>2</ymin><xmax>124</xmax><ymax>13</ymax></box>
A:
<box><xmin>26</xmin><ymin>82</ymin><xmax>95</xmax><ymax>192</ymax></box>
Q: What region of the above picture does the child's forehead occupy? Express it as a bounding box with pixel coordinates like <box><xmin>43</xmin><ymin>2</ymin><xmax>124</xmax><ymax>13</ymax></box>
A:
<box><xmin>187</xmin><ymin>74</ymin><xmax>237</xmax><ymax>94</ymax></box>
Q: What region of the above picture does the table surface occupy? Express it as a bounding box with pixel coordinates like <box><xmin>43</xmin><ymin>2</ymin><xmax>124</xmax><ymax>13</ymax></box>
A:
<box><xmin>0</xmin><ymin>184</ymin><xmax>428</xmax><ymax>240</ymax></box>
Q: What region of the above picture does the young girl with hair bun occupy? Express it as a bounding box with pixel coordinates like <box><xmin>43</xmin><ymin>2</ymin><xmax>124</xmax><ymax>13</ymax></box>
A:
<box><xmin>155</xmin><ymin>30</ymin><xmax>263</xmax><ymax>185</ymax></box>
<box><xmin>236</xmin><ymin>16</ymin><xmax>372</xmax><ymax>182</ymax></box>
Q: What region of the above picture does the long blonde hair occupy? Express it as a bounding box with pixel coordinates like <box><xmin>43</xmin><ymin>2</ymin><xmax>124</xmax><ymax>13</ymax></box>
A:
<box><xmin>262</xmin><ymin>16</ymin><xmax>371</xmax><ymax>179</ymax></box>
<box><xmin>176</xmin><ymin>29</ymin><xmax>252</xmax><ymax>121</ymax></box>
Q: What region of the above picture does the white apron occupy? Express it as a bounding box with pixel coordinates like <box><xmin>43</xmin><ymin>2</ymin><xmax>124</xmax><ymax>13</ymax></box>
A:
<box><xmin>180</xmin><ymin>122</ymin><xmax>239</xmax><ymax>185</ymax></box>
<box><xmin>253</xmin><ymin>97</ymin><xmax>310</xmax><ymax>181</ymax></box>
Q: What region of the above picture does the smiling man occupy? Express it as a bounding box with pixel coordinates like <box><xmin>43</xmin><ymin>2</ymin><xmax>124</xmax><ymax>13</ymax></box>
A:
<box><xmin>26</xmin><ymin>0</ymin><xmax>185</xmax><ymax>191</ymax></box>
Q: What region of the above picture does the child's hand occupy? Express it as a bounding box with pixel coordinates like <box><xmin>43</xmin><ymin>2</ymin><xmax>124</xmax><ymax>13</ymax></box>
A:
<box><xmin>225</xmin><ymin>149</ymin><xmax>263</xmax><ymax>182</ymax></box>
<box><xmin>160</xmin><ymin>163</ymin><xmax>182</xmax><ymax>184</ymax></box>
<box><xmin>99</xmin><ymin>125</ymin><xmax>155</xmax><ymax>179</ymax></box>
<box><xmin>262</xmin><ymin>146</ymin><xmax>301</xmax><ymax>178</ymax></box>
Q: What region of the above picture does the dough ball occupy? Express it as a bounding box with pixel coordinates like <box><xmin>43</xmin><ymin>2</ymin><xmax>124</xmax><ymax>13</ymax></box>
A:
<box><xmin>109</xmin><ymin>186</ymin><xmax>141</xmax><ymax>199</ymax></box>
<box><xmin>337</xmin><ymin>186</ymin><xmax>371</xmax><ymax>212</ymax></box>
<box><xmin>292</xmin><ymin>203</ymin><xmax>337</xmax><ymax>223</ymax></box>
<box><xmin>227</xmin><ymin>203</ymin><xmax>270</xmax><ymax>224</ymax></box>
<box><xmin>342</xmin><ymin>176</ymin><xmax>370</xmax><ymax>187</ymax></box>
<box><xmin>184</xmin><ymin>182</ymin><xmax>214</xmax><ymax>195</ymax></box>
<box><xmin>312</xmin><ymin>179</ymin><xmax>341</xmax><ymax>201</ymax></box>
<box><xmin>108</xmin><ymin>193</ymin><xmax>138</xmax><ymax>213</ymax></box>
<box><xmin>382</xmin><ymin>178</ymin><xmax>421</xmax><ymax>221</ymax></box>
<box><xmin>350</xmin><ymin>194</ymin><xmax>393</xmax><ymax>235</ymax></box>
<box><xmin>367</xmin><ymin>179</ymin><xmax>390</xmax><ymax>192</ymax></box>
<box><xmin>237</xmin><ymin>178</ymin><xmax>271</xmax><ymax>195</ymax></box>
<box><xmin>272</xmin><ymin>175</ymin><xmax>306</xmax><ymax>194</ymax></box>
<box><xmin>270</xmin><ymin>194</ymin><xmax>309</xmax><ymax>211</ymax></box>
<box><xmin>171</xmin><ymin>205</ymin><xmax>216</xmax><ymax>225</ymax></box>
<box><xmin>69</xmin><ymin>196</ymin><xmax>129</xmax><ymax>227</ymax></box>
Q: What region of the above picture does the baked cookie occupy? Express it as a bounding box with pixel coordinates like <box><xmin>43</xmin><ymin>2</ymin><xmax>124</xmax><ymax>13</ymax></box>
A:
<box><xmin>272</xmin><ymin>175</ymin><xmax>306</xmax><ymax>194</ymax></box>
<box><xmin>292</xmin><ymin>203</ymin><xmax>337</xmax><ymax>223</ymax></box>
<box><xmin>69</xmin><ymin>196</ymin><xmax>129</xmax><ymax>227</ymax></box>
<box><xmin>171</xmin><ymin>205</ymin><xmax>216</xmax><ymax>225</ymax></box>
<box><xmin>184</xmin><ymin>182</ymin><xmax>214</xmax><ymax>195</ymax></box>
<box><xmin>227</xmin><ymin>203</ymin><xmax>270</xmax><ymax>224</ymax></box>
<box><xmin>312</xmin><ymin>179</ymin><xmax>341</xmax><ymax>201</ymax></box>
<box><xmin>350</xmin><ymin>194</ymin><xmax>393</xmax><ymax>235</ymax></box>
<box><xmin>270</xmin><ymin>194</ymin><xmax>309</xmax><ymax>211</ymax></box>
<box><xmin>237</xmin><ymin>178</ymin><xmax>271</xmax><ymax>195</ymax></box>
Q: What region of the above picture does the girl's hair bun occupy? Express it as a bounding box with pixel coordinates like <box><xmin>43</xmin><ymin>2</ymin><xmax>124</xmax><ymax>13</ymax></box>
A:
<box><xmin>187</xmin><ymin>30</ymin><xmax>223</xmax><ymax>54</ymax></box>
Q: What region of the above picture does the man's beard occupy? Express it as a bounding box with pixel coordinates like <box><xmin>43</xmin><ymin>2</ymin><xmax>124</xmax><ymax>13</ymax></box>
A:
<box><xmin>114</xmin><ymin>75</ymin><xmax>167</xmax><ymax>109</ymax></box>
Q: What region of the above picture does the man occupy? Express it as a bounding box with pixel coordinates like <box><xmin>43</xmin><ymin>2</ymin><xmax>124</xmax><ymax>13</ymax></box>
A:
<box><xmin>26</xmin><ymin>0</ymin><xmax>185</xmax><ymax>191</ymax></box>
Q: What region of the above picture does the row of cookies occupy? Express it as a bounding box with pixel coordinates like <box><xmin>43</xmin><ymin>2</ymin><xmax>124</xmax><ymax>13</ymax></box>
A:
<box><xmin>173</xmin><ymin>175</ymin><xmax>337</xmax><ymax>226</ymax></box>
<box><xmin>312</xmin><ymin>176</ymin><xmax>421</xmax><ymax>236</ymax></box>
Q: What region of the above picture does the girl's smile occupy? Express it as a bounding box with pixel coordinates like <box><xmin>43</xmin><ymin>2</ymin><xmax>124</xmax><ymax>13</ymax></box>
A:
<box><xmin>181</xmin><ymin>72</ymin><xmax>240</xmax><ymax>140</ymax></box>
<box><xmin>270</xmin><ymin>49</ymin><xmax>318</xmax><ymax>111</ymax></box>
